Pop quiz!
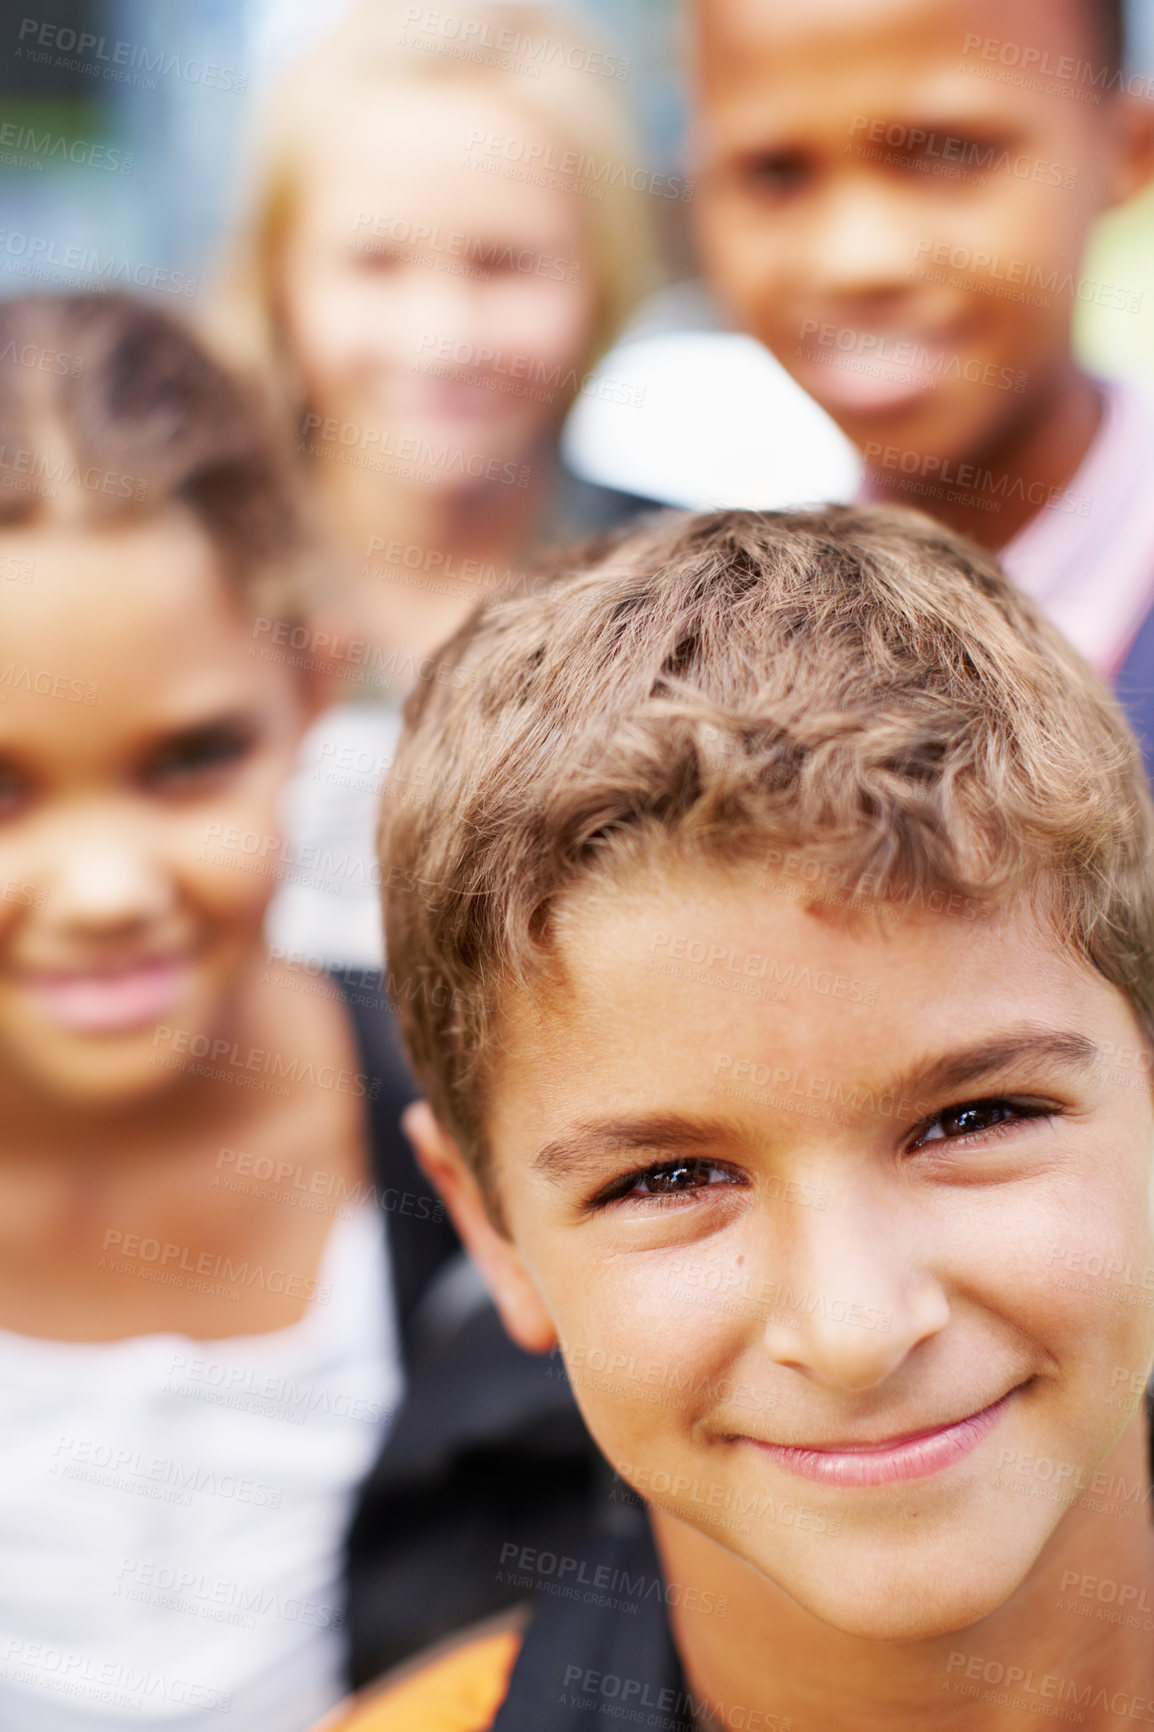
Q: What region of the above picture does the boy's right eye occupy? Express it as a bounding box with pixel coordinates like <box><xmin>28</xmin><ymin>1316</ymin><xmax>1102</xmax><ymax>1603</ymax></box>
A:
<box><xmin>0</xmin><ymin>762</ymin><xmax>29</xmax><ymax>819</ymax></box>
<box><xmin>733</xmin><ymin>149</ymin><xmax>811</xmax><ymax>200</ymax></box>
<box><xmin>589</xmin><ymin>1157</ymin><xmax>746</xmax><ymax>1209</ymax></box>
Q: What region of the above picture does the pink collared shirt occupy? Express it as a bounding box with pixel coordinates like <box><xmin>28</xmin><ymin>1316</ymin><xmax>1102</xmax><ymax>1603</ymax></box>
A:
<box><xmin>857</xmin><ymin>383</ymin><xmax>1154</xmax><ymax>678</ymax></box>
<box><xmin>998</xmin><ymin>383</ymin><xmax>1154</xmax><ymax>678</ymax></box>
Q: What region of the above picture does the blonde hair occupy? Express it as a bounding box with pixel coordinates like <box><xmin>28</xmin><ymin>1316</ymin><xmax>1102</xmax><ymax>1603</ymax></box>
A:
<box><xmin>380</xmin><ymin>506</ymin><xmax>1154</xmax><ymax>1179</ymax></box>
<box><xmin>210</xmin><ymin>0</ymin><xmax>660</xmax><ymax>410</ymax></box>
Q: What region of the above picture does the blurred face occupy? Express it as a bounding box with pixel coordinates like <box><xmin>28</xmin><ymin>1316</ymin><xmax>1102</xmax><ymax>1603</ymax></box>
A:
<box><xmin>694</xmin><ymin>0</ymin><xmax>1139</xmax><ymax>465</ymax></box>
<box><xmin>279</xmin><ymin>84</ymin><xmax>596</xmax><ymax>485</ymax></box>
<box><xmin>468</xmin><ymin>862</ymin><xmax>1154</xmax><ymax>1639</ymax></box>
<box><xmin>0</xmin><ymin>515</ymin><xmax>308</xmax><ymax>1108</ymax></box>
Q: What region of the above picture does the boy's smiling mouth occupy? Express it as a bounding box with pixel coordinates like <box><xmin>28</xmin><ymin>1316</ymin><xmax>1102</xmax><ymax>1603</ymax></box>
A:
<box><xmin>743</xmin><ymin>1386</ymin><xmax>1020</xmax><ymax>1487</ymax></box>
<box><xmin>797</xmin><ymin>318</ymin><xmax>974</xmax><ymax>416</ymax></box>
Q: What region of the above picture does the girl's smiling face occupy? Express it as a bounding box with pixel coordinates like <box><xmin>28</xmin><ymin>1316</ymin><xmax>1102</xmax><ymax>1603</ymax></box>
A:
<box><xmin>423</xmin><ymin>858</ymin><xmax>1154</xmax><ymax>1640</ymax></box>
<box><xmin>0</xmin><ymin>512</ymin><xmax>310</xmax><ymax>1108</ymax></box>
<box><xmin>278</xmin><ymin>84</ymin><xmax>596</xmax><ymax>481</ymax></box>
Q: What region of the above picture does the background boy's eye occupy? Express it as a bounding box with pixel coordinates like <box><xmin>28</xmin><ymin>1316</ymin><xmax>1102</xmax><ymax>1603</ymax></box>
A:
<box><xmin>139</xmin><ymin>722</ymin><xmax>254</xmax><ymax>792</ymax></box>
<box><xmin>0</xmin><ymin>763</ymin><xmax>29</xmax><ymax>818</ymax></box>
<box><xmin>735</xmin><ymin>150</ymin><xmax>811</xmax><ymax>199</ymax></box>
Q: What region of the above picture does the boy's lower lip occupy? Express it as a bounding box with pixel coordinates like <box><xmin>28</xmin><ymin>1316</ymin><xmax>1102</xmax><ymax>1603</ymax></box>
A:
<box><xmin>797</xmin><ymin>336</ymin><xmax>967</xmax><ymax>416</ymax></box>
<box><xmin>26</xmin><ymin>960</ymin><xmax>190</xmax><ymax>1033</ymax></box>
<box><xmin>806</xmin><ymin>362</ymin><xmax>940</xmax><ymax>416</ymax></box>
<box><xmin>746</xmin><ymin>1390</ymin><xmax>1015</xmax><ymax>1487</ymax></box>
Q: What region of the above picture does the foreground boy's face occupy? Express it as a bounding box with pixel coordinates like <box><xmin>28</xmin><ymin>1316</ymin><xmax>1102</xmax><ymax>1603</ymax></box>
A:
<box><xmin>0</xmin><ymin>517</ymin><xmax>307</xmax><ymax>1106</ymax></box>
<box><xmin>481</xmin><ymin>862</ymin><xmax>1154</xmax><ymax>1637</ymax></box>
<box><xmin>694</xmin><ymin>0</ymin><xmax>1125</xmax><ymax>467</ymax></box>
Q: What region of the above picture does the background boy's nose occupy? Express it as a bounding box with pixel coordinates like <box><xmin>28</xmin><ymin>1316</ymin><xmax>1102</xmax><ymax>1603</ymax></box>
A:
<box><xmin>804</xmin><ymin>181</ymin><xmax>928</xmax><ymax>301</ymax></box>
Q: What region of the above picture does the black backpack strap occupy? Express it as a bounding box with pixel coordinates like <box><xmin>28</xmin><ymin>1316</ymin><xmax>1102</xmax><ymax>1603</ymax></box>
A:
<box><xmin>329</xmin><ymin>967</ymin><xmax>461</xmax><ymax>1344</ymax></box>
<box><xmin>345</xmin><ymin>1298</ymin><xmax>606</xmax><ymax>1685</ymax></box>
<box><xmin>489</xmin><ymin>1510</ymin><xmax>689</xmax><ymax>1732</ymax></box>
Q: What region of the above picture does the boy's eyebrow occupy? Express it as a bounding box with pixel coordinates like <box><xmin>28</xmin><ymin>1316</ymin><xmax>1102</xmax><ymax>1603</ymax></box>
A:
<box><xmin>533</xmin><ymin>1117</ymin><xmax>733</xmax><ymax>1184</ymax></box>
<box><xmin>531</xmin><ymin>1031</ymin><xmax>1102</xmax><ymax>1182</ymax></box>
<box><xmin>889</xmin><ymin>1028</ymin><xmax>1101</xmax><ymax>1107</ymax></box>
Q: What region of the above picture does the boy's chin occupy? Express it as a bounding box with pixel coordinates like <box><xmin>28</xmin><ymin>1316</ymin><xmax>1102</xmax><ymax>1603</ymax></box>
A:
<box><xmin>732</xmin><ymin>1521</ymin><xmax>1039</xmax><ymax>1643</ymax></box>
<box><xmin>813</xmin><ymin>388</ymin><xmax>1001</xmax><ymax>479</ymax></box>
<box><xmin>796</xmin><ymin>1576</ymin><xmax>1017</xmax><ymax>1644</ymax></box>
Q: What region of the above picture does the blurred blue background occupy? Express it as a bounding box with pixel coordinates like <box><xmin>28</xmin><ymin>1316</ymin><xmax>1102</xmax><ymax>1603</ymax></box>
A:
<box><xmin>0</xmin><ymin>0</ymin><xmax>690</xmax><ymax>303</ymax></box>
<box><xmin>1</xmin><ymin>0</ymin><xmax>1152</xmax><ymax>374</ymax></box>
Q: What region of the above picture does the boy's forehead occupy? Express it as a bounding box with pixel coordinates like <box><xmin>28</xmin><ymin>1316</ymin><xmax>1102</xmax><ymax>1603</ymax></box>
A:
<box><xmin>695</xmin><ymin>0</ymin><xmax>1090</xmax><ymax>99</ymax></box>
<box><xmin>486</xmin><ymin>861</ymin><xmax>1148</xmax><ymax>1173</ymax></box>
<box><xmin>541</xmin><ymin>855</ymin><xmax>1070</xmax><ymax>1016</ymax></box>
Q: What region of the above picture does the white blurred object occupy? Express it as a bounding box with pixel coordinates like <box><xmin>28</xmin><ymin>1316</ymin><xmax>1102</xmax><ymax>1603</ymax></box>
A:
<box><xmin>562</xmin><ymin>330</ymin><xmax>862</xmax><ymax>512</ymax></box>
<box><xmin>245</xmin><ymin>0</ymin><xmax>359</xmax><ymax>88</ymax></box>
<box><xmin>266</xmin><ymin>704</ymin><xmax>400</xmax><ymax>972</ymax></box>
<box><xmin>245</xmin><ymin>0</ymin><xmax>588</xmax><ymax>90</ymax></box>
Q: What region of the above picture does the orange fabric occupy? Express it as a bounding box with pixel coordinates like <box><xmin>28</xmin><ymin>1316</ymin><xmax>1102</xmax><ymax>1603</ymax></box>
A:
<box><xmin>318</xmin><ymin>1628</ymin><xmax>523</xmax><ymax>1732</ymax></box>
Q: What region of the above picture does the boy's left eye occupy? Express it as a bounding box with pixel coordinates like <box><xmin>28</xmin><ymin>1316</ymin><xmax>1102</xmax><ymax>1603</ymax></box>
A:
<box><xmin>911</xmin><ymin>1097</ymin><xmax>1051</xmax><ymax>1149</ymax></box>
<box><xmin>139</xmin><ymin>723</ymin><xmax>254</xmax><ymax>792</ymax></box>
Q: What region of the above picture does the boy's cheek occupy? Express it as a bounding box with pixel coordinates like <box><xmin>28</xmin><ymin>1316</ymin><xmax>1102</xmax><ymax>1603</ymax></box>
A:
<box><xmin>694</xmin><ymin>202</ymin><xmax>785</xmax><ymax>329</ymax></box>
<box><xmin>551</xmin><ymin>1276</ymin><xmax>750</xmax><ymax>1456</ymax></box>
<box><xmin>1001</xmin><ymin>1204</ymin><xmax>1154</xmax><ymax>1420</ymax></box>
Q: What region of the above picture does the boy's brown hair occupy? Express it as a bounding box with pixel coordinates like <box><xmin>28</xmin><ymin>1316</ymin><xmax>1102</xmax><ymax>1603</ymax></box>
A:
<box><xmin>380</xmin><ymin>507</ymin><xmax>1154</xmax><ymax>1182</ymax></box>
<box><xmin>0</xmin><ymin>292</ymin><xmax>307</xmax><ymax>620</ymax></box>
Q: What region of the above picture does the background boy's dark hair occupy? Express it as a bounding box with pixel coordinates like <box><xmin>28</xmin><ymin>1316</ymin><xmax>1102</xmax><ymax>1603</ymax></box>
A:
<box><xmin>0</xmin><ymin>292</ymin><xmax>307</xmax><ymax>619</ymax></box>
<box><xmin>1101</xmin><ymin>0</ymin><xmax>1126</xmax><ymax>77</ymax></box>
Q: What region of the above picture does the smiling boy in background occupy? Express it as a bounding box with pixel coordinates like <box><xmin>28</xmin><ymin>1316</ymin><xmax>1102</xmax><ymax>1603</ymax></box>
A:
<box><xmin>692</xmin><ymin>0</ymin><xmax>1154</xmax><ymax>747</ymax></box>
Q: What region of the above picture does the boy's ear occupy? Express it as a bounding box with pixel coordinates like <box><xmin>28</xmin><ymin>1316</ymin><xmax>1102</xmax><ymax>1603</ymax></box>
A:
<box><xmin>403</xmin><ymin>1101</ymin><xmax>558</xmax><ymax>1355</ymax></box>
<box><xmin>1105</xmin><ymin>96</ymin><xmax>1154</xmax><ymax>207</ymax></box>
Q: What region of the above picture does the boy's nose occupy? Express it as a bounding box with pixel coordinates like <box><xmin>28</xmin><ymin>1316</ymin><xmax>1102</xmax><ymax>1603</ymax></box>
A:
<box><xmin>805</xmin><ymin>181</ymin><xmax>924</xmax><ymax>303</ymax></box>
<box><xmin>759</xmin><ymin>1188</ymin><xmax>949</xmax><ymax>1391</ymax></box>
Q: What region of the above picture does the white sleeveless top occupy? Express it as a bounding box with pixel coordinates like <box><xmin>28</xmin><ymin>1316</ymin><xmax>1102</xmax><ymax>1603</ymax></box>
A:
<box><xmin>0</xmin><ymin>1205</ymin><xmax>401</xmax><ymax>1732</ymax></box>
